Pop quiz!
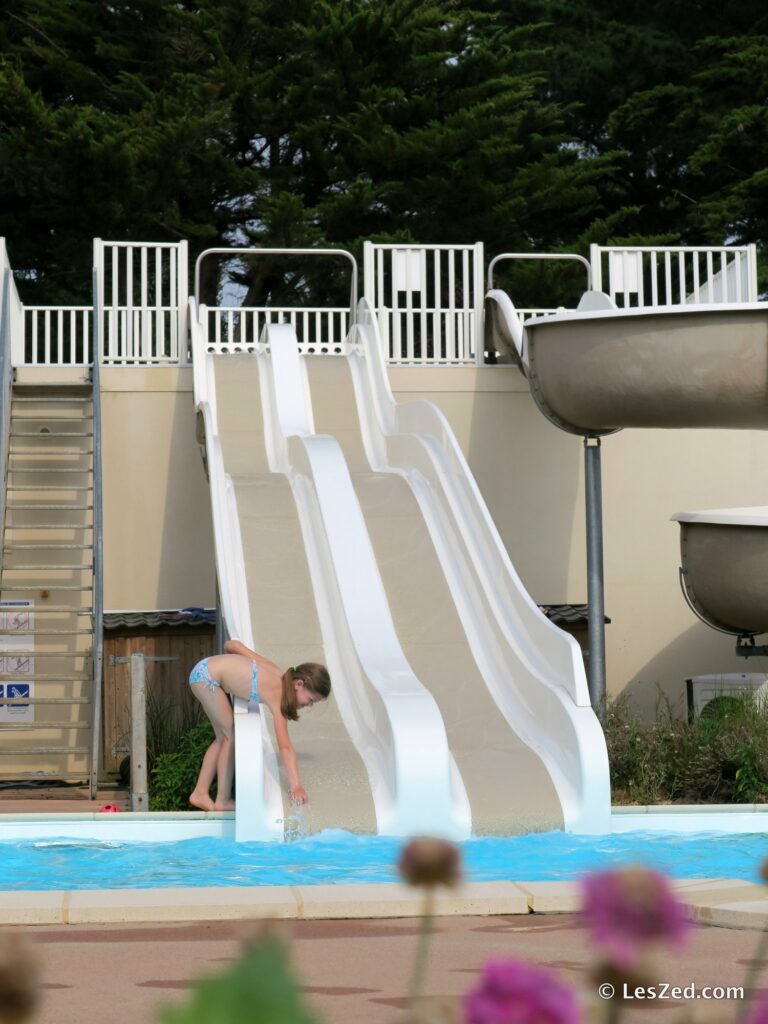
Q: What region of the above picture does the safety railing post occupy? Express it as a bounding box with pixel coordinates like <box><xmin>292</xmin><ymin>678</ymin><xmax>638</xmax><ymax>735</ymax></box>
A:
<box><xmin>130</xmin><ymin>652</ymin><xmax>148</xmax><ymax>811</ymax></box>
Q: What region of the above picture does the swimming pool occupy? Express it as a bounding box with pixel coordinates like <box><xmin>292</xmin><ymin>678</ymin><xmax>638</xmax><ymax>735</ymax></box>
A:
<box><xmin>3</xmin><ymin>828</ymin><xmax>767</xmax><ymax>891</ymax></box>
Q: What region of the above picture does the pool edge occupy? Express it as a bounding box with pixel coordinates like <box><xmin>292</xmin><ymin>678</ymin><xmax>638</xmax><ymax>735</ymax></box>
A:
<box><xmin>2</xmin><ymin>878</ymin><xmax>767</xmax><ymax>930</ymax></box>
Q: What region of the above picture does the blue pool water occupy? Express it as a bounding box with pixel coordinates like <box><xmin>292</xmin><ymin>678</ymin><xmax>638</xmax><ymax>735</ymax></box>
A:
<box><xmin>3</xmin><ymin>829</ymin><xmax>768</xmax><ymax>890</ymax></box>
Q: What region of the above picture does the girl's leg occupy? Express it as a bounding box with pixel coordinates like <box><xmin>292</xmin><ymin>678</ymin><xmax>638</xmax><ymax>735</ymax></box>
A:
<box><xmin>189</xmin><ymin>682</ymin><xmax>236</xmax><ymax>810</ymax></box>
<box><xmin>190</xmin><ymin>739</ymin><xmax>220</xmax><ymax>811</ymax></box>
<box><xmin>214</xmin><ymin>735</ymin><xmax>235</xmax><ymax>810</ymax></box>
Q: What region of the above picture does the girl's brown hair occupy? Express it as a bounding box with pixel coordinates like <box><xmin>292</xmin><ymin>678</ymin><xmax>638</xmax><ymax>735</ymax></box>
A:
<box><xmin>280</xmin><ymin>662</ymin><xmax>331</xmax><ymax>721</ymax></box>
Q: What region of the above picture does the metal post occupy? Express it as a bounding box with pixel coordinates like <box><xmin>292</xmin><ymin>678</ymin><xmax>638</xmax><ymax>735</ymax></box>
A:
<box><xmin>584</xmin><ymin>438</ymin><xmax>606</xmax><ymax>708</ymax></box>
<box><xmin>130</xmin><ymin>652</ymin><xmax>148</xmax><ymax>811</ymax></box>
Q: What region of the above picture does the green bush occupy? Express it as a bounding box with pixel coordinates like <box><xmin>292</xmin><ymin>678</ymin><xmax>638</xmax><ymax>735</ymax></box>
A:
<box><xmin>149</xmin><ymin>719</ymin><xmax>215</xmax><ymax>811</ymax></box>
<box><xmin>601</xmin><ymin>690</ymin><xmax>768</xmax><ymax>805</ymax></box>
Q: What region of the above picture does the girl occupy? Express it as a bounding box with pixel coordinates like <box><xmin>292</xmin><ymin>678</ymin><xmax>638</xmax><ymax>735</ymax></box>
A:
<box><xmin>188</xmin><ymin>638</ymin><xmax>331</xmax><ymax>811</ymax></box>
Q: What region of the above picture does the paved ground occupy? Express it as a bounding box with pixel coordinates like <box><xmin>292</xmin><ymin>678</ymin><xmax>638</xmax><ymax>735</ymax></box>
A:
<box><xmin>9</xmin><ymin>914</ymin><xmax>764</xmax><ymax>1024</ymax></box>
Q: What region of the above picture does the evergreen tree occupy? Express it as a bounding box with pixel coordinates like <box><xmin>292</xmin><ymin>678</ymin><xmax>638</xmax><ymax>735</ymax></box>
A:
<box><xmin>0</xmin><ymin>0</ymin><xmax>619</xmax><ymax>305</ymax></box>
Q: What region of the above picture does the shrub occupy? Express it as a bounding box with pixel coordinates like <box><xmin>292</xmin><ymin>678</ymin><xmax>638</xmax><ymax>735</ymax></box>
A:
<box><xmin>601</xmin><ymin>690</ymin><xmax>768</xmax><ymax>805</ymax></box>
<box><xmin>149</xmin><ymin>719</ymin><xmax>215</xmax><ymax>811</ymax></box>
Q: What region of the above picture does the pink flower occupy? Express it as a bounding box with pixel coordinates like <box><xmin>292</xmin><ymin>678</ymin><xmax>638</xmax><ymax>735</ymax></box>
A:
<box><xmin>580</xmin><ymin>866</ymin><xmax>691</xmax><ymax>967</ymax></box>
<box><xmin>464</xmin><ymin>958</ymin><xmax>580</xmax><ymax>1024</ymax></box>
<box><xmin>745</xmin><ymin>991</ymin><xmax>768</xmax><ymax>1024</ymax></box>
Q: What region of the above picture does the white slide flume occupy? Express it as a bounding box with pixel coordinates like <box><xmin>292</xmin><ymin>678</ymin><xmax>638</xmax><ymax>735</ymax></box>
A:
<box><xmin>192</xmin><ymin>299</ymin><xmax>471</xmax><ymax>840</ymax></box>
<box><xmin>339</xmin><ymin>299</ymin><xmax>611</xmax><ymax>833</ymax></box>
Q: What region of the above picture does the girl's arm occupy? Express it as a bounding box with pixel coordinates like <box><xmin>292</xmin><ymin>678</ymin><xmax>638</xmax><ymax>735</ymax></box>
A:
<box><xmin>224</xmin><ymin>638</ymin><xmax>257</xmax><ymax>659</ymax></box>
<box><xmin>273</xmin><ymin>713</ymin><xmax>308</xmax><ymax>805</ymax></box>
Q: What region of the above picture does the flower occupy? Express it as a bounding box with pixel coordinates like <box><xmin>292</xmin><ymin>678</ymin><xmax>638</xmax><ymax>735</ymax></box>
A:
<box><xmin>745</xmin><ymin>991</ymin><xmax>768</xmax><ymax>1024</ymax></box>
<box><xmin>398</xmin><ymin>838</ymin><xmax>462</xmax><ymax>888</ymax></box>
<box><xmin>464</xmin><ymin>959</ymin><xmax>580</xmax><ymax>1024</ymax></box>
<box><xmin>0</xmin><ymin>931</ymin><xmax>39</xmax><ymax>1024</ymax></box>
<box><xmin>580</xmin><ymin>865</ymin><xmax>691</xmax><ymax>967</ymax></box>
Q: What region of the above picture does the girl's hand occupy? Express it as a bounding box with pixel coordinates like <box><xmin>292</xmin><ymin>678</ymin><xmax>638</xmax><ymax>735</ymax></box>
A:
<box><xmin>290</xmin><ymin>785</ymin><xmax>308</xmax><ymax>805</ymax></box>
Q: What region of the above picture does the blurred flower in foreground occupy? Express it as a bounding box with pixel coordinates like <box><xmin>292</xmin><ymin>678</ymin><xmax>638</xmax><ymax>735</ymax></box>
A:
<box><xmin>0</xmin><ymin>931</ymin><xmax>39</xmax><ymax>1024</ymax></box>
<box><xmin>581</xmin><ymin>866</ymin><xmax>691</xmax><ymax>967</ymax></box>
<box><xmin>464</xmin><ymin>959</ymin><xmax>580</xmax><ymax>1024</ymax></box>
<box><xmin>398</xmin><ymin>838</ymin><xmax>462</xmax><ymax>889</ymax></box>
<box><xmin>745</xmin><ymin>992</ymin><xmax>768</xmax><ymax>1024</ymax></box>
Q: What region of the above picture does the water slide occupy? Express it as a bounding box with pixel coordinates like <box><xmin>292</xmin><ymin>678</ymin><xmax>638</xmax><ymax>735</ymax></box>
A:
<box><xmin>191</xmin><ymin>296</ymin><xmax>611</xmax><ymax>841</ymax></box>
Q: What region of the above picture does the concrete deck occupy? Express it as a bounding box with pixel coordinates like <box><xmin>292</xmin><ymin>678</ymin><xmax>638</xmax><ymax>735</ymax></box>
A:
<box><xmin>10</xmin><ymin>913</ymin><xmax>762</xmax><ymax>1024</ymax></box>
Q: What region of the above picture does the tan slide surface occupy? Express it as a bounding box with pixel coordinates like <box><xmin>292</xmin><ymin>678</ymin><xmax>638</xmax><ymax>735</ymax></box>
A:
<box><xmin>305</xmin><ymin>356</ymin><xmax>562</xmax><ymax>834</ymax></box>
<box><xmin>212</xmin><ymin>355</ymin><xmax>376</xmax><ymax>833</ymax></box>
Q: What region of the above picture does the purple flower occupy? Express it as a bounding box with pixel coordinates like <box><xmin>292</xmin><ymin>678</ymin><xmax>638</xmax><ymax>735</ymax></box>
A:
<box><xmin>581</xmin><ymin>866</ymin><xmax>691</xmax><ymax>967</ymax></box>
<box><xmin>745</xmin><ymin>991</ymin><xmax>768</xmax><ymax>1024</ymax></box>
<box><xmin>464</xmin><ymin>958</ymin><xmax>580</xmax><ymax>1024</ymax></box>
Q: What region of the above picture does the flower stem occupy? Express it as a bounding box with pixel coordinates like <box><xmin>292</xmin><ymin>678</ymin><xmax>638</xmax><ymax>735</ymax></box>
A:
<box><xmin>409</xmin><ymin>887</ymin><xmax>435</xmax><ymax>1007</ymax></box>
<box><xmin>738</xmin><ymin>922</ymin><xmax>768</xmax><ymax>1022</ymax></box>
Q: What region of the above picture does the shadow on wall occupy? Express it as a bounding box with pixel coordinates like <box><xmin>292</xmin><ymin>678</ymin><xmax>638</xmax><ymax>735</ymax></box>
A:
<box><xmin>621</xmin><ymin>620</ymin><xmax>768</xmax><ymax>719</ymax></box>
<box><xmin>466</xmin><ymin>381</ymin><xmax>584</xmax><ymax>603</ymax></box>
<box><xmin>157</xmin><ymin>389</ymin><xmax>216</xmax><ymax>608</ymax></box>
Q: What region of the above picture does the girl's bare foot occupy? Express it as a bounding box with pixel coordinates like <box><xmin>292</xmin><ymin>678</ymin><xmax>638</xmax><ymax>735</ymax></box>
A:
<box><xmin>213</xmin><ymin>799</ymin><xmax>236</xmax><ymax>811</ymax></box>
<box><xmin>189</xmin><ymin>791</ymin><xmax>215</xmax><ymax>811</ymax></box>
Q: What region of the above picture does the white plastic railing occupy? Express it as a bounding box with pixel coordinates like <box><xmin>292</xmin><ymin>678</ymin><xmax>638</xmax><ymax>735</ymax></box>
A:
<box><xmin>363</xmin><ymin>242</ymin><xmax>485</xmax><ymax>365</ymax></box>
<box><xmin>347</xmin><ymin>298</ymin><xmax>612</xmax><ymax>833</ymax></box>
<box><xmin>190</xmin><ymin>296</ymin><xmax>283</xmax><ymax>842</ymax></box>
<box><xmin>95</xmin><ymin>240</ymin><xmax>189</xmax><ymax>364</ymax></box>
<box><xmin>590</xmin><ymin>243</ymin><xmax>758</xmax><ymax>308</ymax></box>
<box><xmin>23</xmin><ymin>307</ymin><xmax>91</xmax><ymax>366</ymax></box>
<box><xmin>206</xmin><ymin>306</ymin><xmax>349</xmax><ymax>352</ymax></box>
<box><xmin>257</xmin><ymin>321</ymin><xmax>470</xmax><ymax>838</ymax></box>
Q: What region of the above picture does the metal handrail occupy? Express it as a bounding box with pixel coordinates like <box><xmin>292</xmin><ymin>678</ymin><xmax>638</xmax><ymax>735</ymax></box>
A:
<box><xmin>487</xmin><ymin>252</ymin><xmax>592</xmax><ymax>292</ymax></box>
<box><xmin>89</xmin><ymin>268</ymin><xmax>105</xmax><ymax>799</ymax></box>
<box><xmin>0</xmin><ymin>269</ymin><xmax>15</xmax><ymax>591</ymax></box>
<box><xmin>193</xmin><ymin>247</ymin><xmax>358</xmax><ymax>325</ymax></box>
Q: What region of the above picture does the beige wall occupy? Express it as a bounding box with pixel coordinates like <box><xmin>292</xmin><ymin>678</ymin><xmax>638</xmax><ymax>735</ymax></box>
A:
<box><xmin>389</xmin><ymin>367</ymin><xmax>768</xmax><ymax>716</ymax></box>
<box><xmin>102</xmin><ymin>367</ymin><xmax>215</xmax><ymax>611</ymax></box>
<box><xmin>101</xmin><ymin>363</ymin><xmax>768</xmax><ymax>716</ymax></box>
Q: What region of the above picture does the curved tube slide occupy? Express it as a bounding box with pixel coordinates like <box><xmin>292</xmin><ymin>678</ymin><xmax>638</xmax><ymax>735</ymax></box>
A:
<box><xmin>486</xmin><ymin>290</ymin><xmax>768</xmax><ymax>435</ymax></box>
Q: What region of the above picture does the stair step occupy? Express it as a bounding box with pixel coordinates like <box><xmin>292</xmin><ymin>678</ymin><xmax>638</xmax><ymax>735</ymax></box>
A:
<box><xmin>0</xmin><ymin>608</ymin><xmax>93</xmax><ymax>615</ymax></box>
<box><xmin>10</xmin><ymin>449</ymin><xmax>93</xmax><ymax>455</ymax></box>
<box><xmin>8</xmin><ymin>486</ymin><xmax>93</xmax><ymax>492</ymax></box>
<box><xmin>0</xmin><ymin>746</ymin><xmax>90</xmax><ymax>754</ymax></box>
<box><xmin>0</xmin><ymin>650</ymin><xmax>90</xmax><ymax>657</ymax></box>
<box><xmin>1</xmin><ymin>585</ymin><xmax>92</xmax><ymax>592</ymax></box>
<box><xmin>6</xmin><ymin>525</ymin><xmax>94</xmax><ymax>531</ymax></box>
<box><xmin>11</xmin><ymin>430</ymin><xmax>94</xmax><ymax>437</ymax></box>
<box><xmin>9</xmin><ymin>468</ymin><xmax>93</xmax><ymax>474</ymax></box>
<box><xmin>2</xmin><ymin>564</ymin><xmax>93</xmax><ymax>570</ymax></box>
<box><xmin>0</xmin><ymin>699</ymin><xmax>90</xmax><ymax>707</ymax></box>
<box><xmin>0</xmin><ymin>628</ymin><xmax>92</xmax><ymax>635</ymax></box>
<box><xmin>12</xmin><ymin>414</ymin><xmax>93</xmax><ymax>421</ymax></box>
<box><xmin>0</xmin><ymin>671</ymin><xmax>90</xmax><ymax>679</ymax></box>
<box><xmin>0</xmin><ymin>722</ymin><xmax>90</xmax><ymax>731</ymax></box>
<box><xmin>6</xmin><ymin>505</ymin><xmax>94</xmax><ymax>512</ymax></box>
<box><xmin>12</xmin><ymin>397</ymin><xmax>92</xmax><ymax>404</ymax></box>
<box><xmin>4</xmin><ymin>543</ymin><xmax>93</xmax><ymax>550</ymax></box>
<box><xmin>0</xmin><ymin>770</ymin><xmax>89</xmax><ymax>778</ymax></box>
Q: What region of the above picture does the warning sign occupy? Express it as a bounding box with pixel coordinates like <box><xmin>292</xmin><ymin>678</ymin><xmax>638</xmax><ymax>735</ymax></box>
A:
<box><xmin>0</xmin><ymin>600</ymin><xmax>34</xmax><ymax>722</ymax></box>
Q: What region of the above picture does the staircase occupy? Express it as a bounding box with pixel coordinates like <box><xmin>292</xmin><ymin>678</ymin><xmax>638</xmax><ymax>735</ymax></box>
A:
<box><xmin>0</xmin><ymin>380</ymin><xmax>101</xmax><ymax>794</ymax></box>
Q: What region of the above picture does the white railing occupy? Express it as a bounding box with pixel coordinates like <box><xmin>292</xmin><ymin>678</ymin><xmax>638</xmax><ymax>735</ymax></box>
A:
<box><xmin>204</xmin><ymin>306</ymin><xmax>349</xmax><ymax>352</ymax></box>
<box><xmin>23</xmin><ymin>307</ymin><xmax>91</xmax><ymax>366</ymax></box>
<box><xmin>363</xmin><ymin>242</ymin><xmax>485</xmax><ymax>365</ymax></box>
<box><xmin>590</xmin><ymin>243</ymin><xmax>758</xmax><ymax>308</ymax></box>
<box><xmin>94</xmin><ymin>239</ymin><xmax>189</xmax><ymax>364</ymax></box>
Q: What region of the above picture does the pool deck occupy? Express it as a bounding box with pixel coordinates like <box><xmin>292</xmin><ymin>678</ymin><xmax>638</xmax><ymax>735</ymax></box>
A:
<box><xmin>2</xmin><ymin>876</ymin><xmax>768</xmax><ymax>930</ymax></box>
<box><xmin>11</xmin><ymin>913</ymin><xmax>766</xmax><ymax>1024</ymax></box>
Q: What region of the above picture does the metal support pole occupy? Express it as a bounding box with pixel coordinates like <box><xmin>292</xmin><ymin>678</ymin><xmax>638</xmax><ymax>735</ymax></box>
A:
<box><xmin>584</xmin><ymin>438</ymin><xmax>606</xmax><ymax>709</ymax></box>
<box><xmin>130</xmin><ymin>653</ymin><xmax>148</xmax><ymax>811</ymax></box>
<box><xmin>215</xmin><ymin>582</ymin><xmax>227</xmax><ymax>653</ymax></box>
